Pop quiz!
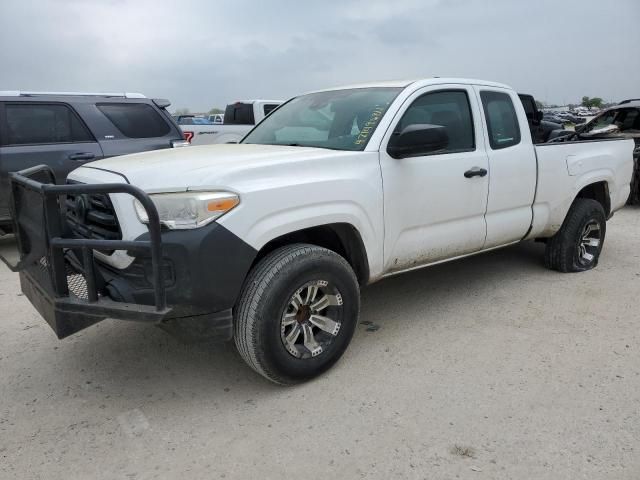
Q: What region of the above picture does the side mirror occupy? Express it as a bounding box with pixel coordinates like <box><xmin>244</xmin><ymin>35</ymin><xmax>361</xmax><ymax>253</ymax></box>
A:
<box><xmin>387</xmin><ymin>124</ymin><xmax>449</xmax><ymax>159</ymax></box>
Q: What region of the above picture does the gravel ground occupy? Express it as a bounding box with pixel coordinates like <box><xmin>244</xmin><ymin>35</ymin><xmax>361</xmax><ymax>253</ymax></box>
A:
<box><xmin>1</xmin><ymin>207</ymin><xmax>639</xmax><ymax>480</ymax></box>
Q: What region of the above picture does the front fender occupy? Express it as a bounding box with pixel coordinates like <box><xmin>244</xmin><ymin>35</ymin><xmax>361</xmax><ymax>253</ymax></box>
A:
<box><xmin>218</xmin><ymin>171</ymin><xmax>384</xmax><ymax>280</ymax></box>
<box><xmin>221</xmin><ymin>198</ymin><xmax>383</xmax><ymax>281</ymax></box>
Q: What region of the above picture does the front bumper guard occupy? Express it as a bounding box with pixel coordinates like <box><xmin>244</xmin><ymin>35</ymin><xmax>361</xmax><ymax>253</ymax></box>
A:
<box><xmin>0</xmin><ymin>165</ymin><xmax>171</xmax><ymax>338</ymax></box>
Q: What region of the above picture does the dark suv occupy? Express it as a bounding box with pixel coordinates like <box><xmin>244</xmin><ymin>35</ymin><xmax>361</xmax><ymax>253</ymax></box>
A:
<box><xmin>0</xmin><ymin>92</ymin><xmax>185</xmax><ymax>233</ymax></box>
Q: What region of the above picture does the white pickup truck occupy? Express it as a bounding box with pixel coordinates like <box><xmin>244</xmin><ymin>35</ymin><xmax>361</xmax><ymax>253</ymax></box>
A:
<box><xmin>181</xmin><ymin>100</ymin><xmax>281</xmax><ymax>145</ymax></box>
<box><xmin>4</xmin><ymin>78</ymin><xmax>634</xmax><ymax>385</ymax></box>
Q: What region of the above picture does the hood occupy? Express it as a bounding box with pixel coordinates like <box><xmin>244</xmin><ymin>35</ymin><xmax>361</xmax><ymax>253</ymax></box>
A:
<box><xmin>74</xmin><ymin>144</ymin><xmax>358</xmax><ymax>192</ymax></box>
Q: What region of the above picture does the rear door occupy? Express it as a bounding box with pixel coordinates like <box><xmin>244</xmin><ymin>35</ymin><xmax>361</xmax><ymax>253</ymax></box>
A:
<box><xmin>474</xmin><ymin>88</ymin><xmax>537</xmax><ymax>248</ymax></box>
<box><xmin>0</xmin><ymin>101</ymin><xmax>103</xmax><ymax>221</ymax></box>
<box><xmin>76</xmin><ymin>101</ymin><xmax>182</xmax><ymax>157</ymax></box>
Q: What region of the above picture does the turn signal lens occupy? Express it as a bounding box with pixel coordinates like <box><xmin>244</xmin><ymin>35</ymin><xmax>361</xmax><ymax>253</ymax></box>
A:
<box><xmin>207</xmin><ymin>197</ymin><xmax>239</xmax><ymax>212</ymax></box>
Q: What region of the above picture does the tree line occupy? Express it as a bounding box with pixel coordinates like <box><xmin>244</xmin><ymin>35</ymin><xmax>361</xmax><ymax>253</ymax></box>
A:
<box><xmin>172</xmin><ymin>107</ymin><xmax>224</xmax><ymax>116</ymax></box>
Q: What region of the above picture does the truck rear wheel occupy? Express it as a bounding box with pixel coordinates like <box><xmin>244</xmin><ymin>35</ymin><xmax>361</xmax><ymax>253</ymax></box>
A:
<box><xmin>234</xmin><ymin>244</ymin><xmax>360</xmax><ymax>385</ymax></box>
<box><xmin>544</xmin><ymin>198</ymin><xmax>606</xmax><ymax>272</ymax></box>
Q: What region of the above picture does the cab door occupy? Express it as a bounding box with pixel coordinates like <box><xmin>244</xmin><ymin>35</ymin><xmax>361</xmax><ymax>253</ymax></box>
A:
<box><xmin>379</xmin><ymin>85</ymin><xmax>490</xmax><ymax>273</ymax></box>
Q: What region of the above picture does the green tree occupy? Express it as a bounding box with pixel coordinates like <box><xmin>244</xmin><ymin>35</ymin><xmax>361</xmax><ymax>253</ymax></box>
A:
<box><xmin>208</xmin><ymin>107</ymin><xmax>224</xmax><ymax>114</ymax></box>
<box><xmin>174</xmin><ymin>108</ymin><xmax>190</xmax><ymax>116</ymax></box>
<box><xmin>581</xmin><ymin>96</ymin><xmax>604</xmax><ymax>110</ymax></box>
<box><xmin>590</xmin><ymin>97</ymin><xmax>603</xmax><ymax>109</ymax></box>
<box><xmin>535</xmin><ymin>100</ymin><xmax>544</xmax><ymax>109</ymax></box>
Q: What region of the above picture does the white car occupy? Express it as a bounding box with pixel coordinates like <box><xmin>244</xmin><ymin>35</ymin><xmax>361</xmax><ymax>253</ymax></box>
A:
<box><xmin>181</xmin><ymin>100</ymin><xmax>281</xmax><ymax>145</ymax></box>
<box><xmin>5</xmin><ymin>78</ymin><xmax>635</xmax><ymax>384</ymax></box>
<box><xmin>207</xmin><ymin>113</ymin><xmax>224</xmax><ymax>124</ymax></box>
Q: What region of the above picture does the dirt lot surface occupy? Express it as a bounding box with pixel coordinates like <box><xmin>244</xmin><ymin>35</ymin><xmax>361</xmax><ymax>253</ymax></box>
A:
<box><xmin>1</xmin><ymin>207</ymin><xmax>639</xmax><ymax>480</ymax></box>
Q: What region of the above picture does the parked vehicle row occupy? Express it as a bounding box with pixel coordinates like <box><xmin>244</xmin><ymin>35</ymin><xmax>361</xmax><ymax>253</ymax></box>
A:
<box><xmin>180</xmin><ymin>100</ymin><xmax>282</xmax><ymax>145</ymax></box>
<box><xmin>2</xmin><ymin>78</ymin><xmax>634</xmax><ymax>384</ymax></box>
<box><xmin>0</xmin><ymin>91</ymin><xmax>186</xmax><ymax>234</ymax></box>
<box><xmin>543</xmin><ymin>111</ymin><xmax>586</xmax><ymax>125</ymax></box>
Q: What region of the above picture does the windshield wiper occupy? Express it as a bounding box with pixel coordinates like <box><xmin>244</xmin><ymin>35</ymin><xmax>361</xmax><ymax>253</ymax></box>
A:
<box><xmin>254</xmin><ymin>142</ymin><xmax>345</xmax><ymax>151</ymax></box>
<box><xmin>283</xmin><ymin>143</ymin><xmax>344</xmax><ymax>151</ymax></box>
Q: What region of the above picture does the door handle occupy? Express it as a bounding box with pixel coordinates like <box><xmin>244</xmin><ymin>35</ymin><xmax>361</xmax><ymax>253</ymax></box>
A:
<box><xmin>464</xmin><ymin>167</ymin><xmax>488</xmax><ymax>178</ymax></box>
<box><xmin>68</xmin><ymin>152</ymin><xmax>96</xmax><ymax>161</ymax></box>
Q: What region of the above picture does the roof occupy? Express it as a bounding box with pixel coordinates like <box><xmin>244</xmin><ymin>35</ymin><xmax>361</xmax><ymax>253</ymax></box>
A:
<box><xmin>603</xmin><ymin>100</ymin><xmax>640</xmax><ymax>113</ymax></box>
<box><xmin>0</xmin><ymin>91</ymin><xmax>146</xmax><ymax>98</ymax></box>
<box><xmin>236</xmin><ymin>100</ymin><xmax>283</xmax><ymax>104</ymax></box>
<box><xmin>615</xmin><ymin>100</ymin><xmax>640</xmax><ymax>108</ymax></box>
<box><xmin>309</xmin><ymin>77</ymin><xmax>513</xmax><ymax>94</ymax></box>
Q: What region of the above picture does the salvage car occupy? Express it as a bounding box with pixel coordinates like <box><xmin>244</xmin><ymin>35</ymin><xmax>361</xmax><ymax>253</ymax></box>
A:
<box><xmin>0</xmin><ymin>91</ymin><xmax>185</xmax><ymax>235</ymax></box>
<box><xmin>552</xmin><ymin>101</ymin><xmax>640</xmax><ymax>204</ymax></box>
<box><xmin>1</xmin><ymin>78</ymin><xmax>634</xmax><ymax>384</ymax></box>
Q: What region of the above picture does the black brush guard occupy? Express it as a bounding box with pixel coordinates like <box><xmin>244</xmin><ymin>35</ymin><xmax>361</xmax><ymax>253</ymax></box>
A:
<box><xmin>1</xmin><ymin>165</ymin><xmax>171</xmax><ymax>338</ymax></box>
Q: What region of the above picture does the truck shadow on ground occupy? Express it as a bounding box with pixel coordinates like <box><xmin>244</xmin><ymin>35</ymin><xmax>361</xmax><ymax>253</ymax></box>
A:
<box><xmin>12</xmin><ymin>239</ymin><xmax>548</xmax><ymax>400</ymax></box>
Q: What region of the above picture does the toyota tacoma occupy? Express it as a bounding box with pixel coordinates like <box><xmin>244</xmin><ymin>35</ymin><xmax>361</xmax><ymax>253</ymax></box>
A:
<box><xmin>2</xmin><ymin>78</ymin><xmax>634</xmax><ymax>384</ymax></box>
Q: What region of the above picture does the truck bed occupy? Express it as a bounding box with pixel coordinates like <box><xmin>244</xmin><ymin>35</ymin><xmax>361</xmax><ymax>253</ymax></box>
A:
<box><xmin>529</xmin><ymin>138</ymin><xmax>635</xmax><ymax>238</ymax></box>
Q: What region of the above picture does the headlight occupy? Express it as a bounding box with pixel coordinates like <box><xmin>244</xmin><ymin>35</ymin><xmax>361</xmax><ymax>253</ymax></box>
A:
<box><xmin>133</xmin><ymin>191</ymin><xmax>239</xmax><ymax>229</ymax></box>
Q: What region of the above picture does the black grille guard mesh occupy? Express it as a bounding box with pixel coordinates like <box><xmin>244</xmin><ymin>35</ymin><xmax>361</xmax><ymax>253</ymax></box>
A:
<box><xmin>4</xmin><ymin>165</ymin><xmax>170</xmax><ymax>333</ymax></box>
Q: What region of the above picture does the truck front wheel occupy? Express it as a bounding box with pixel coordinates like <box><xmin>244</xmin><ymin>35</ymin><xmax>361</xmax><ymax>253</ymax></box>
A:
<box><xmin>544</xmin><ymin>198</ymin><xmax>606</xmax><ymax>272</ymax></box>
<box><xmin>234</xmin><ymin>244</ymin><xmax>360</xmax><ymax>384</ymax></box>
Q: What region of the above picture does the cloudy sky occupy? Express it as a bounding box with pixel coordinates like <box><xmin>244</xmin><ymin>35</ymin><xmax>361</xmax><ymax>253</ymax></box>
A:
<box><xmin>1</xmin><ymin>0</ymin><xmax>638</xmax><ymax>112</ymax></box>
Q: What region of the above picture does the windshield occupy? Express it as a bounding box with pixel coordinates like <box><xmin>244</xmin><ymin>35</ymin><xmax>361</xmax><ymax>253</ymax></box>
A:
<box><xmin>585</xmin><ymin>110</ymin><xmax>617</xmax><ymax>132</ymax></box>
<box><xmin>242</xmin><ymin>87</ymin><xmax>402</xmax><ymax>151</ymax></box>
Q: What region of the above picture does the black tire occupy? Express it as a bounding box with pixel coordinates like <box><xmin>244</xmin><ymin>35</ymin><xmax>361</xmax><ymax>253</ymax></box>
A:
<box><xmin>234</xmin><ymin>244</ymin><xmax>360</xmax><ymax>385</ymax></box>
<box><xmin>544</xmin><ymin>198</ymin><xmax>606</xmax><ymax>273</ymax></box>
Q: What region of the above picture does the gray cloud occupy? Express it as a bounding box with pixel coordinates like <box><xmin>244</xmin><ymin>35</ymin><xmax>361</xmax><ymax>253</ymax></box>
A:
<box><xmin>1</xmin><ymin>0</ymin><xmax>638</xmax><ymax>111</ymax></box>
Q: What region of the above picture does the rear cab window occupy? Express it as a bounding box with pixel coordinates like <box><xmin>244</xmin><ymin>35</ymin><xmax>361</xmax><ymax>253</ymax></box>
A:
<box><xmin>2</xmin><ymin>103</ymin><xmax>94</xmax><ymax>146</ymax></box>
<box><xmin>224</xmin><ymin>103</ymin><xmax>255</xmax><ymax>125</ymax></box>
<box><xmin>480</xmin><ymin>91</ymin><xmax>521</xmax><ymax>149</ymax></box>
<box><xmin>518</xmin><ymin>95</ymin><xmax>536</xmax><ymax>122</ymax></box>
<box><xmin>97</xmin><ymin>103</ymin><xmax>170</xmax><ymax>138</ymax></box>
